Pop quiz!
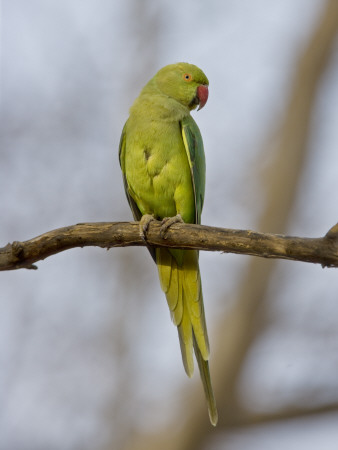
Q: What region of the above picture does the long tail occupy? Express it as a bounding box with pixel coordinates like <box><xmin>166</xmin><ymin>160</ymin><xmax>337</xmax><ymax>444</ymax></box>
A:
<box><xmin>156</xmin><ymin>247</ymin><xmax>218</xmax><ymax>426</ymax></box>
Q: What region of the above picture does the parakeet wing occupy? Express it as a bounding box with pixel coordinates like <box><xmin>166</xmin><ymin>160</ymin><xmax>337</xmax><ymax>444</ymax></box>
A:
<box><xmin>181</xmin><ymin>115</ymin><xmax>206</xmax><ymax>224</ymax></box>
<box><xmin>119</xmin><ymin>121</ymin><xmax>142</xmax><ymax>222</ymax></box>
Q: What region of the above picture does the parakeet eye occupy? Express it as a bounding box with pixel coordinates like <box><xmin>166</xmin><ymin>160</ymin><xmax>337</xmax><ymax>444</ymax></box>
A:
<box><xmin>183</xmin><ymin>73</ymin><xmax>192</xmax><ymax>82</ymax></box>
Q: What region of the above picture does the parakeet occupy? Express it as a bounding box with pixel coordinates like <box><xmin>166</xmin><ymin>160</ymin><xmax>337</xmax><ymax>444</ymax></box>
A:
<box><xmin>119</xmin><ymin>62</ymin><xmax>217</xmax><ymax>425</ymax></box>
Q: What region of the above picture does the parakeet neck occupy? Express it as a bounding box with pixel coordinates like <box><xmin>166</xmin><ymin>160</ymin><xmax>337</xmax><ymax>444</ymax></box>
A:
<box><xmin>129</xmin><ymin>78</ymin><xmax>190</xmax><ymax>122</ymax></box>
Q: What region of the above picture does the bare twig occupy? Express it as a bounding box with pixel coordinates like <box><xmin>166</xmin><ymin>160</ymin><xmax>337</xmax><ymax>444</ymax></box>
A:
<box><xmin>0</xmin><ymin>221</ymin><xmax>337</xmax><ymax>271</ymax></box>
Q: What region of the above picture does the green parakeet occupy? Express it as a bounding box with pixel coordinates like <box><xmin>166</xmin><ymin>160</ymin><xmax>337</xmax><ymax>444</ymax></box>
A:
<box><xmin>119</xmin><ymin>62</ymin><xmax>217</xmax><ymax>425</ymax></box>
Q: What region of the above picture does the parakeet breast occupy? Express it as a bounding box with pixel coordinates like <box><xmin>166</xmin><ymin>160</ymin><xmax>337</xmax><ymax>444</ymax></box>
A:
<box><xmin>124</xmin><ymin>117</ymin><xmax>195</xmax><ymax>223</ymax></box>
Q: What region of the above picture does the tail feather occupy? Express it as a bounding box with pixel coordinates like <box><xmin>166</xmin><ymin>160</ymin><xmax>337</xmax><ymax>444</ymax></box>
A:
<box><xmin>193</xmin><ymin>334</ymin><xmax>218</xmax><ymax>426</ymax></box>
<box><xmin>177</xmin><ymin>297</ymin><xmax>194</xmax><ymax>377</ymax></box>
<box><xmin>189</xmin><ymin>290</ymin><xmax>209</xmax><ymax>360</ymax></box>
<box><xmin>183</xmin><ymin>252</ymin><xmax>209</xmax><ymax>360</ymax></box>
<box><xmin>156</xmin><ymin>247</ymin><xmax>218</xmax><ymax>425</ymax></box>
<box><xmin>157</xmin><ymin>248</ymin><xmax>183</xmax><ymax>324</ymax></box>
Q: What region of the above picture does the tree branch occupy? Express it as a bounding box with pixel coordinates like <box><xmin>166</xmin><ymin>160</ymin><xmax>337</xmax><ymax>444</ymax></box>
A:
<box><xmin>0</xmin><ymin>221</ymin><xmax>337</xmax><ymax>271</ymax></box>
<box><xmin>228</xmin><ymin>400</ymin><xmax>338</xmax><ymax>428</ymax></box>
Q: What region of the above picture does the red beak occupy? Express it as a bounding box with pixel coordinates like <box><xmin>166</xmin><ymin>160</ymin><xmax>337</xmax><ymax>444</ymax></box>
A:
<box><xmin>197</xmin><ymin>85</ymin><xmax>209</xmax><ymax>110</ymax></box>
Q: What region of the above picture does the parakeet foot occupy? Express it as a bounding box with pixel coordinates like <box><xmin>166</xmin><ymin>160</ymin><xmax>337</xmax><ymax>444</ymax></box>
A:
<box><xmin>139</xmin><ymin>214</ymin><xmax>155</xmax><ymax>240</ymax></box>
<box><xmin>160</xmin><ymin>214</ymin><xmax>184</xmax><ymax>239</ymax></box>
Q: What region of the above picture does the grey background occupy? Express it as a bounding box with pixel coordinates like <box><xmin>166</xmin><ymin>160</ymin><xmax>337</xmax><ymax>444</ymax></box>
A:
<box><xmin>1</xmin><ymin>1</ymin><xmax>338</xmax><ymax>449</ymax></box>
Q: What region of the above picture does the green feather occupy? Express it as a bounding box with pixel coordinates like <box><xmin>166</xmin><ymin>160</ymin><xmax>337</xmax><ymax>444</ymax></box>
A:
<box><xmin>181</xmin><ymin>115</ymin><xmax>206</xmax><ymax>224</ymax></box>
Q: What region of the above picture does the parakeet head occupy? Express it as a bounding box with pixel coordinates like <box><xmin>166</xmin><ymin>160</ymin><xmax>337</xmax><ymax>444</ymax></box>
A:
<box><xmin>155</xmin><ymin>63</ymin><xmax>209</xmax><ymax>111</ymax></box>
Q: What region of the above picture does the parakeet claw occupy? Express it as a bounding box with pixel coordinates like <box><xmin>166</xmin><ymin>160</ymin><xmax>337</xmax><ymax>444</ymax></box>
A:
<box><xmin>139</xmin><ymin>214</ymin><xmax>155</xmax><ymax>240</ymax></box>
<box><xmin>160</xmin><ymin>214</ymin><xmax>184</xmax><ymax>239</ymax></box>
